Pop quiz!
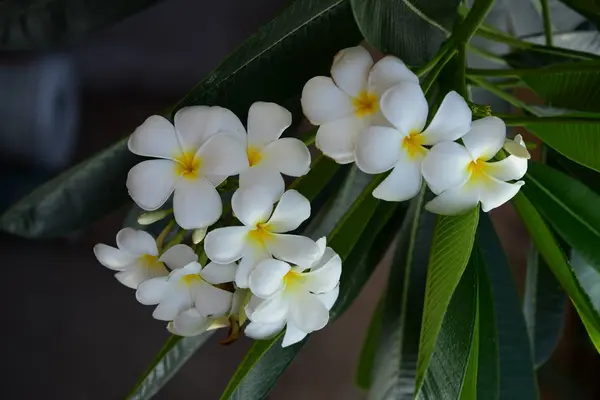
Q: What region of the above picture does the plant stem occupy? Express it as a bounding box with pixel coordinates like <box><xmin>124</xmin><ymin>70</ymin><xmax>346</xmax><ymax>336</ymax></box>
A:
<box><xmin>466</xmin><ymin>44</ymin><xmax>507</xmax><ymax>65</ymax></box>
<box><xmin>301</xmin><ymin>127</ymin><xmax>317</xmax><ymax>146</ymax></box>
<box><xmin>467</xmin><ymin>76</ymin><xmax>539</xmax><ymax>114</ymax></box>
<box><xmin>540</xmin><ymin>0</ymin><xmax>553</xmax><ymax>46</ymax></box>
<box><xmin>156</xmin><ymin>219</ymin><xmax>175</xmax><ymax>251</ymax></box>
<box><xmin>467</xmin><ymin>68</ymin><xmax>525</xmax><ymax>77</ymax></box>
<box><xmin>501</xmin><ymin>115</ymin><xmax>600</xmax><ymax>125</ymax></box>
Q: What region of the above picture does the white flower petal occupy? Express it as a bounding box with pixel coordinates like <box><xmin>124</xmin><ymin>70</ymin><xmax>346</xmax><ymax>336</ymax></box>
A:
<box><xmin>153</xmin><ymin>287</ymin><xmax>192</xmax><ymax>321</ymax></box>
<box><xmin>303</xmin><ymin>253</ymin><xmax>341</xmax><ymax>294</ymax></box>
<box><xmin>136</xmin><ymin>276</ymin><xmax>169</xmax><ymax>305</ymax></box>
<box><xmin>159</xmin><ymin>244</ymin><xmax>198</xmax><ymax>270</ymax></box>
<box><xmin>194</xmin><ymin>281</ymin><xmax>233</xmax><ymax>317</ymax></box>
<box><xmin>372</xmin><ymin>158</ymin><xmax>423</xmax><ymax>202</ymax></box>
<box><xmin>380</xmin><ymin>82</ymin><xmax>428</xmax><ymax>135</ymax></box>
<box><xmin>367</xmin><ymin>55</ymin><xmax>418</xmax><ymax>96</ymax></box>
<box><xmin>421</xmin><ymin>141</ymin><xmax>473</xmax><ymax>195</ymax></box>
<box><xmin>267</xmin><ymin>190</ymin><xmax>311</xmax><ymax>233</ymax></box>
<box><xmin>115</xmin><ymin>267</ymin><xmax>148</xmax><ymax>289</ymax></box>
<box><xmin>262</xmin><ymin>138</ymin><xmax>311</xmax><ymax>177</ymax></box>
<box><xmin>462</xmin><ymin>116</ymin><xmax>506</xmax><ymax>161</ymax></box>
<box><xmin>200</xmin><ymin>262</ymin><xmax>237</xmax><ymax>285</ymax></box>
<box><xmin>247</xmin><ymin>102</ymin><xmax>292</xmax><ymax>148</ymax></box>
<box><xmin>282</xmin><ymin>322</ymin><xmax>308</xmax><ymax>347</ymax></box>
<box><xmin>198</xmin><ymin>133</ymin><xmax>249</xmax><ymax>176</ymax></box>
<box><xmin>127</xmin><ymin>159</ymin><xmax>179</xmax><ymax>211</ymax></box>
<box><xmin>301</xmin><ymin>76</ymin><xmax>354</xmax><ymax>125</ymax></box>
<box><xmin>248</xmin><ymin>292</ymin><xmax>289</xmax><ymax>324</ymax></box>
<box><xmin>116</xmin><ymin>228</ymin><xmax>158</xmax><ymax>256</ymax></box>
<box><xmin>235</xmin><ymin>245</ymin><xmax>271</xmax><ymax>289</ymax></box>
<box><xmin>173</xmin><ymin>106</ymin><xmax>213</xmax><ymax>151</ymax></box>
<box><xmin>249</xmin><ymin>259</ymin><xmax>290</xmax><ymax>299</ymax></box>
<box><xmin>479</xmin><ymin>179</ymin><xmax>524</xmax><ymax>212</ymax></box>
<box><xmin>355</xmin><ymin>126</ymin><xmax>403</xmax><ymax>174</ymax></box>
<box><xmin>317</xmin><ymin>285</ymin><xmax>339</xmax><ymax>310</ymax></box>
<box><xmin>173</xmin><ymin>178</ymin><xmax>222</xmax><ymax>229</ymax></box>
<box><xmin>231</xmin><ymin>186</ymin><xmax>275</xmax><ymax>227</ymax></box>
<box><xmin>311</xmin><ymin>237</ymin><xmax>328</xmax><ymax>268</ymax></box>
<box><xmin>331</xmin><ymin>46</ymin><xmax>373</xmax><ymax>97</ymax></box>
<box><xmin>316</xmin><ymin>115</ymin><xmax>364</xmax><ymax>163</ymax></box>
<box><xmin>204</xmin><ymin>226</ymin><xmax>250</xmax><ymax>264</ymax></box>
<box><xmin>128</xmin><ymin>115</ymin><xmax>181</xmax><ymax>160</ymax></box>
<box><xmin>239</xmin><ymin>165</ymin><xmax>285</xmax><ymax>205</ymax></box>
<box><xmin>94</xmin><ymin>244</ymin><xmax>135</xmax><ymax>270</ymax></box>
<box><xmin>289</xmin><ymin>292</ymin><xmax>329</xmax><ymax>332</ymax></box>
<box><xmin>425</xmin><ymin>184</ymin><xmax>480</xmax><ymax>215</ymax></box>
<box><xmin>169</xmin><ymin>308</ymin><xmax>211</xmax><ymax>337</ymax></box>
<box><xmin>244</xmin><ymin>319</ymin><xmax>286</xmax><ymax>340</ymax></box>
<box><xmin>170</xmin><ymin>261</ymin><xmax>203</xmax><ymax>281</ymax></box>
<box><xmin>266</xmin><ymin>234</ymin><xmax>320</xmax><ymax>266</ymax></box>
<box><xmin>504</xmin><ymin>134</ymin><xmax>531</xmax><ymax>159</ymax></box>
<box><xmin>420</xmin><ymin>91</ymin><xmax>472</xmax><ymax>145</ymax></box>
<box><xmin>484</xmin><ymin>157</ymin><xmax>528</xmax><ymax>181</ymax></box>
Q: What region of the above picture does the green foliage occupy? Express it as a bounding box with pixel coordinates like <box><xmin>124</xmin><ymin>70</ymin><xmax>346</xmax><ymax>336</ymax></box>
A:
<box><xmin>523</xmin><ymin>162</ymin><xmax>600</xmax><ymax>274</ymax></box>
<box><xmin>355</xmin><ymin>293</ymin><xmax>386</xmax><ymax>390</ymax></box>
<box><xmin>350</xmin><ymin>0</ymin><xmax>461</xmax><ymax>65</ymax></box>
<box><xmin>0</xmin><ymin>0</ymin><xmax>163</xmax><ymax>49</ymax></box>
<box><xmin>415</xmin><ymin>208</ymin><xmax>479</xmax><ymax>393</ymax></box>
<box><xmin>0</xmin><ymin>0</ymin><xmax>361</xmax><ymax>239</ymax></box>
<box><xmin>557</xmin><ymin>0</ymin><xmax>600</xmax><ymax>30</ymax></box>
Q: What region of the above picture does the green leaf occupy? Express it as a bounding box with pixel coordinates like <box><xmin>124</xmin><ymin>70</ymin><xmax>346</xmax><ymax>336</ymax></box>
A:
<box><xmin>550</xmin><ymin>150</ymin><xmax>600</xmax><ymax>195</ymax></box>
<box><xmin>1</xmin><ymin>0</ymin><xmax>362</xmax><ymax>238</ymax></box>
<box><xmin>571</xmin><ymin>250</ymin><xmax>600</xmax><ymax>312</ymax></box>
<box><xmin>368</xmin><ymin>190</ymin><xmax>436</xmax><ymax>399</ymax></box>
<box><xmin>419</xmin><ymin>256</ymin><xmax>478</xmax><ymax>400</ymax></box>
<box><xmin>350</xmin><ymin>0</ymin><xmax>461</xmax><ymax>64</ymax></box>
<box><xmin>220</xmin><ymin>199</ymin><xmax>406</xmax><ymax>399</ymax></box>
<box><xmin>355</xmin><ymin>292</ymin><xmax>386</xmax><ymax>390</ymax></box>
<box><xmin>512</xmin><ymin>192</ymin><xmax>600</xmax><ymax>352</ymax></box>
<box><xmin>478</xmin><ymin>215</ymin><xmax>538</xmax><ymax>398</ymax></box>
<box><xmin>415</xmin><ymin>208</ymin><xmax>479</xmax><ymax>393</ymax></box>
<box><xmin>0</xmin><ymin>0</ymin><xmax>163</xmax><ymax>49</ymax></box>
<box><xmin>524</xmin><ymin>248</ymin><xmax>566</xmax><ymax>368</ymax></box>
<box><xmin>557</xmin><ymin>0</ymin><xmax>600</xmax><ymax>30</ymax></box>
<box><xmin>127</xmin><ymin>333</ymin><xmax>213</xmax><ymax>400</ymax></box>
<box><xmin>521</xmin><ymin>120</ymin><xmax>600</xmax><ymax>173</ymax></box>
<box><xmin>518</xmin><ymin>60</ymin><xmax>600</xmax><ymax>113</ymax></box>
<box><xmin>523</xmin><ymin>162</ymin><xmax>600</xmax><ymax>274</ymax></box>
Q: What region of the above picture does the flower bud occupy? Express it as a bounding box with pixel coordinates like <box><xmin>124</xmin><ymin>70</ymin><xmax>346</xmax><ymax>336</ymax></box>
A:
<box><xmin>137</xmin><ymin>209</ymin><xmax>173</xmax><ymax>225</ymax></box>
<box><xmin>192</xmin><ymin>227</ymin><xmax>208</xmax><ymax>244</ymax></box>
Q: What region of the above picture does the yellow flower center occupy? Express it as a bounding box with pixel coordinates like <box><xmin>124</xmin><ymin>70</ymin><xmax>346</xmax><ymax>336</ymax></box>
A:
<box><xmin>352</xmin><ymin>91</ymin><xmax>378</xmax><ymax>118</ymax></box>
<box><xmin>467</xmin><ymin>159</ymin><xmax>491</xmax><ymax>183</ymax></box>
<box><xmin>283</xmin><ymin>269</ymin><xmax>305</xmax><ymax>289</ymax></box>
<box><xmin>247</xmin><ymin>223</ymin><xmax>272</xmax><ymax>246</ymax></box>
<box><xmin>402</xmin><ymin>131</ymin><xmax>427</xmax><ymax>159</ymax></box>
<box><xmin>247</xmin><ymin>146</ymin><xmax>263</xmax><ymax>167</ymax></box>
<box><xmin>174</xmin><ymin>151</ymin><xmax>202</xmax><ymax>179</ymax></box>
<box><xmin>138</xmin><ymin>254</ymin><xmax>164</xmax><ymax>270</ymax></box>
<box><xmin>181</xmin><ymin>274</ymin><xmax>201</xmax><ymax>285</ymax></box>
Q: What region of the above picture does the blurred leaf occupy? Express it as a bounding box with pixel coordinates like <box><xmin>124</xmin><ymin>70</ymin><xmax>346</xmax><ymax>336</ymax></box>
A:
<box><xmin>0</xmin><ymin>0</ymin><xmax>163</xmax><ymax>49</ymax></box>
<box><xmin>513</xmin><ymin>192</ymin><xmax>600</xmax><ymax>352</ymax></box>
<box><xmin>523</xmin><ymin>162</ymin><xmax>600</xmax><ymax>274</ymax></box>
<box><xmin>0</xmin><ymin>0</ymin><xmax>362</xmax><ymax>238</ymax></box>
<box><xmin>550</xmin><ymin>150</ymin><xmax>600</xmax><ymax>194</ymax></box>
<box><xmin>478</xmin><ymin>215</ymin><xmax>538</xmax><ymax>398</ymax></box>
<box><xmin>557</xmin><ymin>0</ymin><xmax>600</xmax><ymax>29</ymax></box>
<box><xmin>524</xmin><ymin>248</ymin><xmax>566</xmax><ymax>368</ymax></box>
<box><xmin>368</xmin><ymin>190</ymin><xmax>436</xmax><ymax>399</ymax></box>
<box><xmin>220</xmin><ymin>199</ymin><xmax>407</xmax><ymax>399</ymax></box>
<box><xmin>521</xmin><ymin>120</ymin><xmax>600</xmax><ymax>173</ymax></box>
<box><xmin>519</xmin><ymin>60</ymin><xmax>600</xmax><ymax>113</ymax></box>
<box><xmin>419</xmin><ymin>256</ymin><xmax>478</xmax><ymax>399</ymax></box>
<box><xmin>355</xmin><ymin>292</ymin><xmax>386</xmax><ymax>390</ymax></box>
<box><xmin>571</xmin><ymin>250</ymin><xmax>600</xmax><ymax>312</ymax></box>
<box><xmin>127</xmin><ymin>333</ymin><xmax>213</xmax><ymax>400</ymax></box>
<box><xmin>415</xmin><ymin>208</ymin><xmax>479</xmax><ymax>393</ymax></box>
<box><xmin>350</xmin><ymin>0</ymin><xmax>461</xmax><ymax>65</ymax></box>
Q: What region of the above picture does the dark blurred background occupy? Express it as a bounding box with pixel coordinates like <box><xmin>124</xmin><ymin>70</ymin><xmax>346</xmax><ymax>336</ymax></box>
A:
<box><xmin>1</xmin><ymin>0</ymin><xmax>599</xmax><ymax>398</ymax></box>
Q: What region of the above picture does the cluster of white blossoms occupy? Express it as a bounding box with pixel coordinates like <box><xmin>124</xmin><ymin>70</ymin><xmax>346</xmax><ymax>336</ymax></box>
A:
<box><xmin>94</xmin><ymin>45</ymin><xmax>529</xmax><ymax>347</ymax></box>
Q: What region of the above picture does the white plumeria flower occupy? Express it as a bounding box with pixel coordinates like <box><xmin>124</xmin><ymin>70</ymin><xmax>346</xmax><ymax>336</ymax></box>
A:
<box><xmin>136</xmin><ymin>244</ymin><xmax>237</xmax><ymax>320</ymax></box>
<box><xmin>421</xmin><ymin>116</ymin><xmax>528</xmax><ymax>215</ymax></box>
<box><xmin>127</xmin><ymin>106</ymin><xmax>249</xmax><ymax>230</ymax></box>
<box><xmin>94</xmin><ymin>228</ymin><xmax>168</xmax><ymax>289</ymax></box>
<box><xmin>167</xmin><ymin>289</ymin><xmax>247</xmax><ymax>337</ymax></box>
<box><xmin>244</xmin><ymin>237</ymin><xmax>341</xmax><ymax>347</ymax></box>
<box><xmin>301</xmin><ymin>46</ymin><xmax>418</xmax><ymax>163</ymax></box>
<box><xmin>236</xmin><ymin>102</ymin><xmax>312</xmax><ymax>202</ymax></box>
<box><xmin>504</xmin><ymin>134</ymin><xmax>531</xmax><ymax>159</ymax></box>
<box><xmin>355</xmin><ymin>82</ymin><xmax>472</xmax><ymax>202</ymax></box>
<box><xmin>204</xmin><ymin>187</ymin><xmax>320</xmax><ymax>289</ymax></box>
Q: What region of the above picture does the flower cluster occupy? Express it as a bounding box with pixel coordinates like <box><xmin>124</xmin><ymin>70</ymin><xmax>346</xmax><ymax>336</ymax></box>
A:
<box><xmin>94</xmin><ymin>45</ymin><xmax>529</xmax><ymax>347</ymax></box>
